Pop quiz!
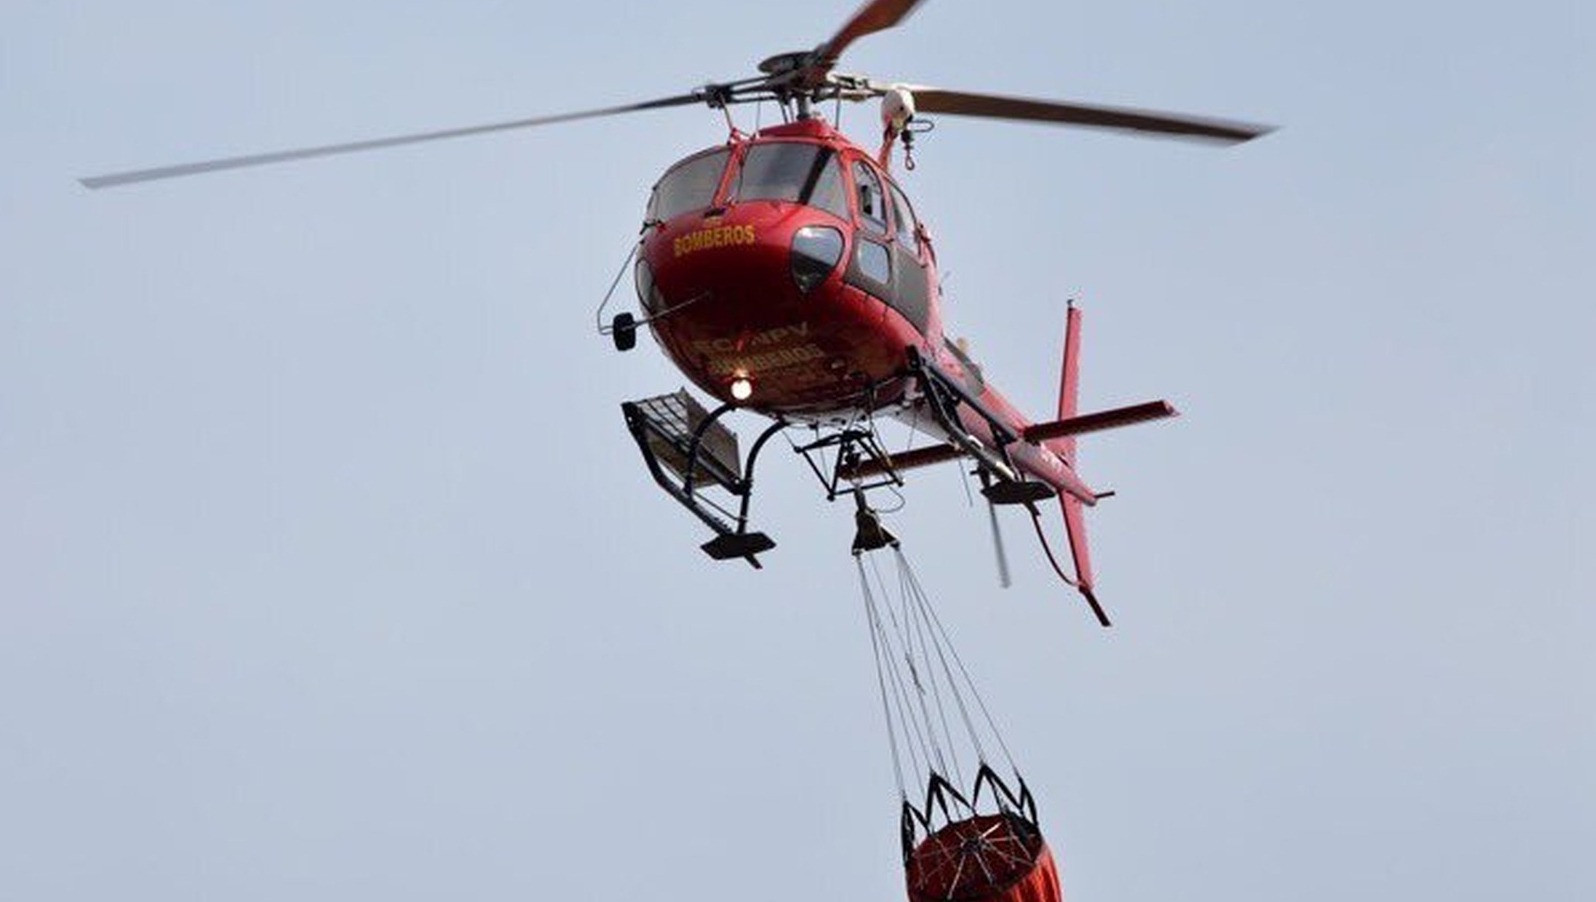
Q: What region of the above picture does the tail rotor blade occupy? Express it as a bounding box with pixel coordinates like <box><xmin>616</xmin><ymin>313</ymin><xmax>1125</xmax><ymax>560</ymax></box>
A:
<box><xmin>986</xmin><ymin>498</ymin><xmax>1013</xmax><ymax>589</ymax></box>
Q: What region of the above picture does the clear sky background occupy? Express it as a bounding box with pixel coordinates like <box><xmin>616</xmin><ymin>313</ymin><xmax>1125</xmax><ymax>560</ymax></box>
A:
<box><xmin>4</xmin><ymin>2</ymin><xmax>1592</xmax><ymax>900</ymax></box>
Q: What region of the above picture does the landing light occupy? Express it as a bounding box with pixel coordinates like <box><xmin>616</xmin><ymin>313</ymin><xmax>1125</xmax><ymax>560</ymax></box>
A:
<box><xmin>730</xmin><ymin>377</ymin><xmax>754</xmax><ymax>401</ymax></box>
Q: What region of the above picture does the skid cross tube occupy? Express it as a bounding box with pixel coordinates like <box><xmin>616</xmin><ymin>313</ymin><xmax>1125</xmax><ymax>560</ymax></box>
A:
<box><xmin>733</xmin><ymin>417</ymin><xmax>790</xmax><ymax>531</ymax></box>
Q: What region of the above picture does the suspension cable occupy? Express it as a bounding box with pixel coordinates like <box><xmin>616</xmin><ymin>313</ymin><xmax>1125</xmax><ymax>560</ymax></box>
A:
<box><xmin>865</xmin><ymin>551</ymin><xmax>944</xmax><ymax>787</ymax></box>
<box><xmin>896</xmin><ymin>548</ymin><xmax>1021</xmax><ymax>773</ymax></box>
<box><xmin>857</xmin><ymin>537</ymin><xmax>1030</xmax><ymax>829</ymax></box>
<box><xmin>869</xmin><ymin>551</ymin><xmax>950</xmax><ymax>779</ymax></box>
<box><xmin>896</xmin><ymin>557</ymin><xmax>969</xmax><ymax>789</ymax></box>
<box><xmin>898</xmin><ymin>551</ymin><xmax>989</xmax><ymax>768</ymax></box>
<box><xmin>857</xmin><ymin>556</ymin><xmax>907</xmax><ymax>801</ymax></box>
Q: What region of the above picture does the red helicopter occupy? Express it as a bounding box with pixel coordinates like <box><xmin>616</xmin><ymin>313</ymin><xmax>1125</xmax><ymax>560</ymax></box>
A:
<box><xmin>81</xmin><ymin>0</ymin><xmax>1270</xmax><ymax>625</ymax></box>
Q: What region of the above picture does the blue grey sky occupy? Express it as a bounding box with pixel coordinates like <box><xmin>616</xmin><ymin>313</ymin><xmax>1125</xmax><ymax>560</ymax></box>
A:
<box><xmin>4</xmin><ymin>2</ymin><xmax>1592</xmax><ymax>900</ymax></box>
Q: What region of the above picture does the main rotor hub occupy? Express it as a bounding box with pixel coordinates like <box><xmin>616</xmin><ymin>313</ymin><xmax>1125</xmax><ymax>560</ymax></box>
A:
<box><xmin>756</xmin><ymin>49</ymin><xmax>838</xmax><ymax>97</ymax></box>
<box><xmin>757</xmin><ymin>50</ymin><xmax>812</xmax><ymax>76</ymax></box>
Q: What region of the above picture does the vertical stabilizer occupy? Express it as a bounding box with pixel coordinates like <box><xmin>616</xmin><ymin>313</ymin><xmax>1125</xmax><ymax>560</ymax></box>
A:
<box><xmin>1056</xmin><ymin>305</ymin><xmax>1110</xmax><ymax>626</ymax></box>
<box><xmin>1054</xmin><ymin>305</ymin><xmax>1083</xmax><ymax>458</ymax></box>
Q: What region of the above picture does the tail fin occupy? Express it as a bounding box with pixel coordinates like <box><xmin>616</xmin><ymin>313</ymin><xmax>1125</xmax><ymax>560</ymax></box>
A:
<box><xmin>1056</xmin><ymin>305</ymin><xmax>1111</xmax><ymax>626</ymax></box>
<box><xmin>1053</xmin><ymin>305</ymin><xmax>1083</xmax><ymax>461</ymax></box>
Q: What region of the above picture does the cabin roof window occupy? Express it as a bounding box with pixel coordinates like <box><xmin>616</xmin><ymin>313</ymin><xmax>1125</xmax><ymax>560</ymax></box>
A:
<box><xmin>732</xmin><ymin>142</ymin><xmax>850</xmax><ymax>221</ymax></box>
<box><xmin>648</xmin><ymin>148</ymin><xmax>730</xmax><ymax>222</ymax></box>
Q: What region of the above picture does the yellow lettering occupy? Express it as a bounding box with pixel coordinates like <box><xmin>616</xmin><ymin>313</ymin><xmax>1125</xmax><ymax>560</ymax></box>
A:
<box><xmin>673</xmin><ymin>224</ymin><xmax>758</xmax><ymax>258</ymax></box>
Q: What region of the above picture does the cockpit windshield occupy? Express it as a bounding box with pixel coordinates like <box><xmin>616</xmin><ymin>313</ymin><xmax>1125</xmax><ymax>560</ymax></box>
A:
<box><xmin>731</xmin><ymin>142</ymin><xmax>850</xmax><ymax>220</ymax></box>
<box><xmin>648</xmin><ymin>148</ymin><xmax>730</xmax><ymax>222</ymax></box>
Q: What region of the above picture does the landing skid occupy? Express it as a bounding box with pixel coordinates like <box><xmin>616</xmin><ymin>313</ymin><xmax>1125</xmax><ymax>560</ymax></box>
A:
<box><xmin>622</xmin><ymin>389</ymin><xmax>920</xmax><ymax>566</ymax></box>
<box><xmin>620</xmin><ymin>349</ymin><xmax>1060</xmax><ymax>568</ymax></box>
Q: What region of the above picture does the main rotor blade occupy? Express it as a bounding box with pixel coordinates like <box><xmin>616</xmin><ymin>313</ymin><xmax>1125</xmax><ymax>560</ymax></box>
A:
<box><xmin>908</xmin><ymin>87</ymin><xmax>1273</xmax><ymax>144</ymax></box>
<box><xmin>813</xmin><ymin>0</ymin><xmax>929</xmax><ymax>69</ymax></box>
<box><xmin>79</xmin><ymin>92</ymin><xmax>707</xmax><ymax>189</ymax></box>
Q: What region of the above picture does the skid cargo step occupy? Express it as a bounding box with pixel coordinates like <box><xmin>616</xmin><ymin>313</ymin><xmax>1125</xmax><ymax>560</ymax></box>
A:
<box><xmin>624</xmin><ymin>390</ymin><xmax>742</xmax><ymax>492</ymax></box>
<box><xmin>622</xmin><ymin>389</ymin><xmax>784</xmax><ymax>567</ymax></box>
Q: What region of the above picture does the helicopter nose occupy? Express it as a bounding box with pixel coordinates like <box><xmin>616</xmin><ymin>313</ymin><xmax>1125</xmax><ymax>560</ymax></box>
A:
<box><xmin>648</xmin><ymin>206</ymin><xmax>820</xmax><ymax>311</ymax></box>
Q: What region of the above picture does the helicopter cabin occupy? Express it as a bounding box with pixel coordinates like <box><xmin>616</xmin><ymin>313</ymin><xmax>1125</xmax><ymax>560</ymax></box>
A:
<box><xmin>637</xmin><ymin>120</ymin><xmax>940</xmax><ymax>384</ymax></box>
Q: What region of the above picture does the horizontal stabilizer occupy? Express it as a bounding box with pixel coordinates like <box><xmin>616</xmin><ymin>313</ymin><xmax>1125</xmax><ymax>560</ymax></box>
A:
<box><xmin>1023</xmin><ymin>400</ymin><xmax>1178</xmax><ymax>444</ymax></box>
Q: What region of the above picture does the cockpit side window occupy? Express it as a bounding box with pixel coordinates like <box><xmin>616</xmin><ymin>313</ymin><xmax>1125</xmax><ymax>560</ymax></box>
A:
<box><xmin>851</xmin><ymin>160</ymin><xmax>888</xmax><ymax>235</ymax></box>
<box><xmin>732</xmin><ymin>142</ymin><xmax>851</xmax><ymax>221</ymax></box>
<box><xmin>887</xmin><ymin>181</ymin><xmax>919</xmax><ymax>254</ymax></box>
<box><xmin>648</xmin><ymin>148</ymin><xmax>730</xmax><ymax>222</ymax></box>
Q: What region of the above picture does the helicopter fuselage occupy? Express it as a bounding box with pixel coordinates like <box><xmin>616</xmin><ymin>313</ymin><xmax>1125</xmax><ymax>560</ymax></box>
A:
<box><xmin>636</xmin><ymin>117</ymin><xmax>1095</xmax><ymax>504</ymax></box>
<box><xmin>640</xmin><ymin>119</ymin><xmax>929</xmax><ymax>414</ymax></box>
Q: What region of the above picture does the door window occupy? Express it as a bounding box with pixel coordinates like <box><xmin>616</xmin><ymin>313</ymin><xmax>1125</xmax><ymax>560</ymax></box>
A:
<box><xmin>855</xmin><ymin>239</ymin><xmax>892</xmax><ymax>285</ymax></box>
<box><xmin>851</xmin><ymin>161</ymin><xmax>888</xmax><ymax>235</ymax></box>
<box><xmin>888</xmin><ymin>181</ymin><xmax>919</xmax><ymax>254</ymax></box>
